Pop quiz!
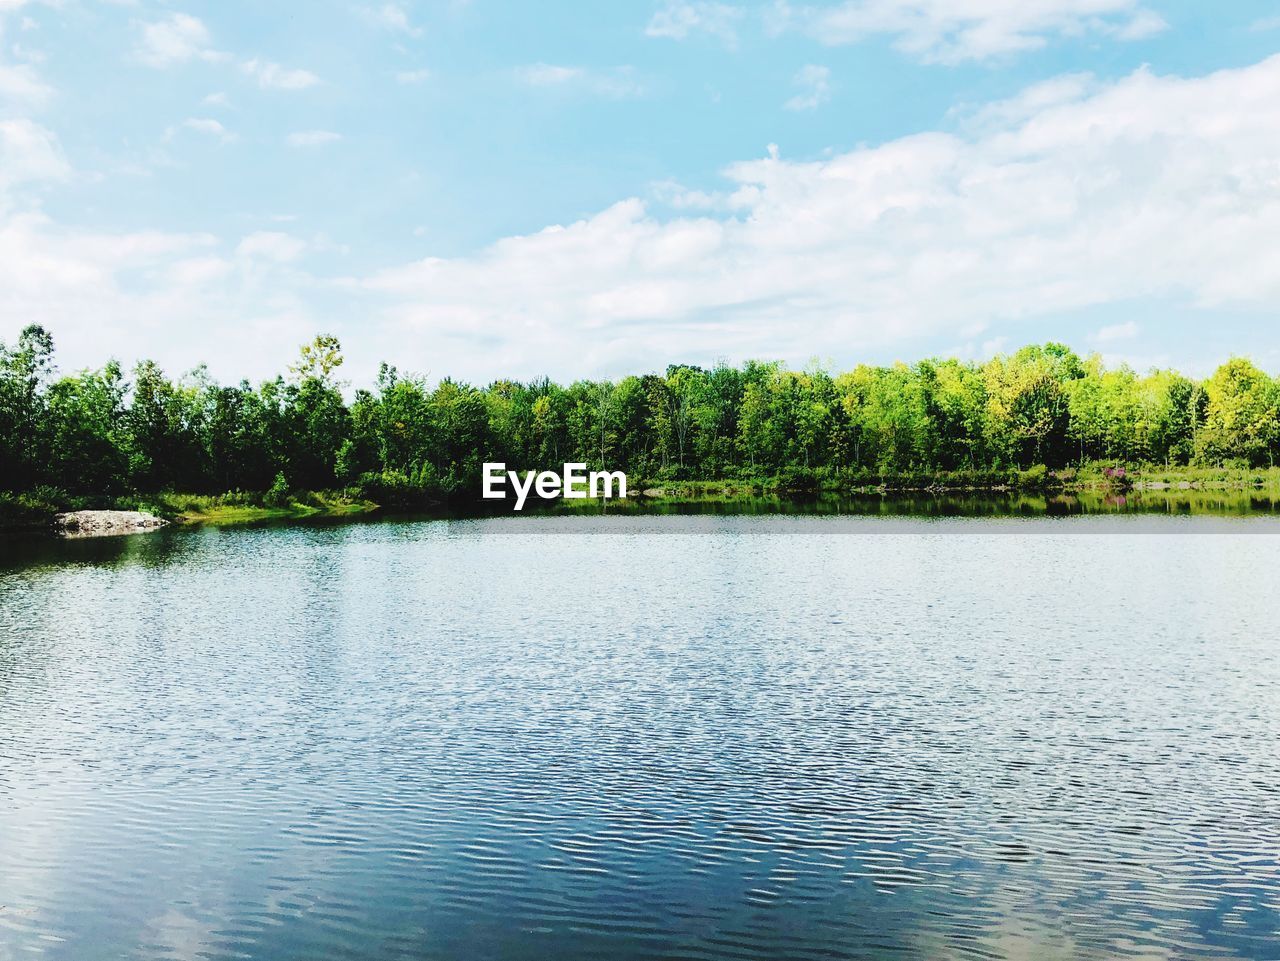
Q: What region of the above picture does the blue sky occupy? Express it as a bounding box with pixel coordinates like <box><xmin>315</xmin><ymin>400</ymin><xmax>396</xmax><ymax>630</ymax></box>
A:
<box><xmin>3</xmin><ymin>1</ymin><xmax>1280</xmax><ymax>385</ymax></box>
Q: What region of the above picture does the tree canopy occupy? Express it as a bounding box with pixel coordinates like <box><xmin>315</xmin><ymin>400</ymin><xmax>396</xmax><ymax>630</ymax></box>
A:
<box><xmin>3</xmin><ymin>327</ymin><xmax>1277</xmax><ymax>504</ymax></box>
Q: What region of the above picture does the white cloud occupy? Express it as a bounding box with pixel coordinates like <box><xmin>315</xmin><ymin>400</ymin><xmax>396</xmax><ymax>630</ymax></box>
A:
<box><xmin>350</xmin><ymin>54</ymin><xmax>1280</xmax><ymax>379</ymax></box>
<box><xmin>168</xmin><ymin>255</ymin><xmax>234</xmax><ymax>287</ymax></box>
<box><xmin>132</xmin><ymin>18</ymin><xmax>319</xmax><ymax>96</ymax></box>
<box><xmin>361</xmin><ymin>2</ymin><xmax>422</xmax><ymax>36</ymax></box>
<box><xmin>236</xmin><ymin>231</ymin><xmax>306</xmax><ymax>262</ymax></box>
<box><xmin>133</xmin><ymin>13</ymin><xmax>226</xmax><ymax>68</ymax></box>
<box><xmin>785</xmin><ymin>0</ymin><xmax>1169</xmax><ymax>63</ymax></box>
<box><xmin>10</xmin><ymin>53</ymin><xmax>1280</xmax><ymax>385</ymax></box>
<box><xmin>0</xmin><ymin>6</ymin><xmax>53</xmax><ymax>109</ymax></box>
<box><xmin>784</xmin><ymin>64</ymin><xmax>830</xmax><ymax>110</ymax></box>
<box><xmin>1113</xmin><ymin>8</ymin><xmax>1167</xmax><ymax>40</ymax></box>
<box><xmin>165</xmin><ymin>117</ymin><xmax>236</xmax><ymax>143</ymax></box>
<box><xmin>202</xmin><ymin>91</ymin><xmax>230</xmax><ymax>107</ymax></box>
<box><xmin>396</xmin><ymin>68</ymin><xmax>430</xmax><ymax>84</ymax></box>
<box><xmin>516</xmin><ymin>63</ymin><xmax>643</xmax><ymax>98</ymax></box>
<box><xmin>651</xmin><ymin>178</ymin><xmax>751</xmax><ymax>212</ymax></box>
<box><xmin>516</xmin><ymin>63</ymin><xmax>583</xmax><ymax>86</ymax></box>
<box><xmin>954</xmin><ymin>73</ymin><xmax>1097</xmax><ymax>131</ymax></box>
<box><xmin>132</xmin><ymin>17</ymin><xmax>320</xmax><ymax>97</ymax></box>
<box><xmin>1093</xmin><ymin>322</ymin><xmax>1140</xmax><ymax>344</ymax></box>
<box><xmin>0</xmin><ymin>212</ymin><xmax>320</xmax><ymax>382</ymax></box>
<box><xmin>0</xmin><ymin>118</ymin><xmax>68</xmax><ymax>194</ymax></box>
<box><xmin>241</xmin><ymin>58</ymin><xmax>320</xmax><ymax>91</ymax></box>
<box><xmin>646</xmin><ymin>1</ymin><xmax>743</xmax><ymax>45</ymax></box>
<box><xmin>0</xmin><ymin>60</ymin><xmax>52</xmax><ymax>108</ymax></box>
<box><xmin>286</xmin><ymin>129</ymin><xmax>342</xmax><ymax>147</ymax></box>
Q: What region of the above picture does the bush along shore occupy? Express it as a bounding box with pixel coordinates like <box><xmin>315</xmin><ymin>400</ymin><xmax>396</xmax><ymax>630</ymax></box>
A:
<box><xmin>7</xmin><ymin>465</ymin><xmax>1280</xmax><ymax>534</ymax></box>
<box><xmin>3</xmin><ymin>326</ymin><xmax>1280</xmax><ymax>531</ymax></box>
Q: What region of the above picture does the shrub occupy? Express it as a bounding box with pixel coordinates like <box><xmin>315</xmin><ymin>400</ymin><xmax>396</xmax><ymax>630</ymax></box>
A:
<box><xmin>1017</xmin><ymin>464</ymin><xmax>1050</xmax><ymax>490</ymax></box>
<box><xmin>776</xmin><ymin>466</ymin><xmax>819</xmax><ymax>494</ymax></box>
<box><xmin>0</xmin><ymin>486</ymin><xmax>70</xmax><ymax>530</ymax></box>
<box><xmin>353</xmin><ymin>469</ymin><xmax>441</xmax><ymax>509</ymax></box>
<box><xmin>263</xmin><ymin>472</ymin><xmax>292</xmax><ymax>508</ymax></box>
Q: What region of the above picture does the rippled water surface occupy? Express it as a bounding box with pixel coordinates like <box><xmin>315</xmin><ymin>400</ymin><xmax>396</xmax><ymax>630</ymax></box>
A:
<box><xmin>2</xmin><ymin>516</ymin><xmax>1280</xmax><ymax>961</ymax></box>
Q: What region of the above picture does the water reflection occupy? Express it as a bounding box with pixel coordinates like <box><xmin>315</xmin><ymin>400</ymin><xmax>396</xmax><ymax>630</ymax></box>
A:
<box><xmin>1</xmin><ymin>518</ymin><xmax>1278</xmax><ymax>960</ymax></box>
<box><xmin>547</xmin><ymin>488</ymin><xmax>1280</xmax><ymax>518</ymax></box>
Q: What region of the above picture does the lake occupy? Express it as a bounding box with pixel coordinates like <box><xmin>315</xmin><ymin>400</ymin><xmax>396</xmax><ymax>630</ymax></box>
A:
<box><xmin>2</xmin><ymin>514</ymin><xmax>1279</xmax><ymax>960</ymax></box>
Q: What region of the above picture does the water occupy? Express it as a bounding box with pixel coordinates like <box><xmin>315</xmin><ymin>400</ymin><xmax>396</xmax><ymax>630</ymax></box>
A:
<box><xmin>2</xmin><ymin>515</ymin><xmax>1279</xmax><ymax>961</ymax></box>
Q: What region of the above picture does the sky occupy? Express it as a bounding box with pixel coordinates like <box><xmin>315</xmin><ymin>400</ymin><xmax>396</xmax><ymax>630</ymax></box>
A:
<box><xmin>3</xmin><ymin>0</ymin><xmax>1280</xmax><ymax>386</ymax></box>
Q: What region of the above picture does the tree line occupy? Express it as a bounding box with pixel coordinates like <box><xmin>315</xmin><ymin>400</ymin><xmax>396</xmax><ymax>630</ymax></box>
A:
<box><xmin>2</xmin><ymin>326</ymin><xmax>1278</xmax><ymax>507</ymax></box>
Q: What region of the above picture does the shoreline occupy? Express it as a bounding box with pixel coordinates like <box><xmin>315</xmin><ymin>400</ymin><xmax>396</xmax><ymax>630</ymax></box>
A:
<box><xmin>638</xmin><ymin>467</ymin><xmax>1280</xmax><ymax>501</ymax></box>
<box><xmin>5</xmin><ymin>466</ymin><xmax>1280</xmax><ymax>536</ymax></box>
<box><xmin>0</xmin><ymin>495</ymin><xmax>381</xmax><ymax>536</ymax></box>
<box><xmin>170</xmin><ymin>500</ymin><xmax>380</xmax><ymax>527</ymax></box>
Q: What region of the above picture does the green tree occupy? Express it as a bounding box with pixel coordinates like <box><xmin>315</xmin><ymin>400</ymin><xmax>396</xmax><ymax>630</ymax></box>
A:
<box><xmin>1200</xmin><ymin>359</ymin><xmax>1278</xmax><ymax>465</ymax></box>
<box><xmin>47</xmin><ymin>362</ymin><xmax>130</xmax><ymax>495</ymax></box>
<box><xmin>290</xmin><ymin>334</ymin><xmax>345</xmax><ymax>383</ymax></box>
<box><xmin>0</xmin><ymin>324</ymin><xmax>56</xmax><ymax>490</ymax></box>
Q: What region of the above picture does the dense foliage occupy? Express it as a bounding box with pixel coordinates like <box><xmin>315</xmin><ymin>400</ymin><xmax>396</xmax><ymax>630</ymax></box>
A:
<box><xmin>3</xmin><ymin>327</ymin><xmax>1279</xmax><ymax>507</ymax></box>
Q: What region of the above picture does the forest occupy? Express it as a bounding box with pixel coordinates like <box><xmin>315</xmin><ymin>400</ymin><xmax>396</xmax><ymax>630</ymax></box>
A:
<box><xmin>2</xmin><ymin>325</ymin><xmax>1279</xmax><ymax>517</ymax></box>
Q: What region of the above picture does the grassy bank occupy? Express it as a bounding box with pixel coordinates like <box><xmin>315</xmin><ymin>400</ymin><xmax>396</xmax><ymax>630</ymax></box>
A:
<box><xmin>1067</xmin><ymin>464</ymin><xmax>1280</xmax><ymax>492</ymax></box>
<box><xmin>0</xmin><ymin>488</ymin><xmax>379</xmax><ymax>532</ymax></box>
<box><xmin>143</xmin><ymin>491</ymin><xmax>379</xmax><ymax>526</ymax></box>
<box><xmin>6</xmin><ymin>464</ymin><xmax>1280</xmax><ymax>533</ymax></box>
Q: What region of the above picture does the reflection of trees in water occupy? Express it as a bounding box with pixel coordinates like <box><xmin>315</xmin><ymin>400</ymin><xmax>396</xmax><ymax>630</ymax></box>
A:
<box><xmin>545</xmin><ymin>490</ymin><xmax>1280</xmax><ymax>518</ymax></box>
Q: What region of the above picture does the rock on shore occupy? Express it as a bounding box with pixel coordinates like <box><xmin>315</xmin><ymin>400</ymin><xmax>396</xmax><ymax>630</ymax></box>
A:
<box><xmin>54</xmin><ymin>510</ymin><xmax>169</xmax><ymax>538</ymax></box>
